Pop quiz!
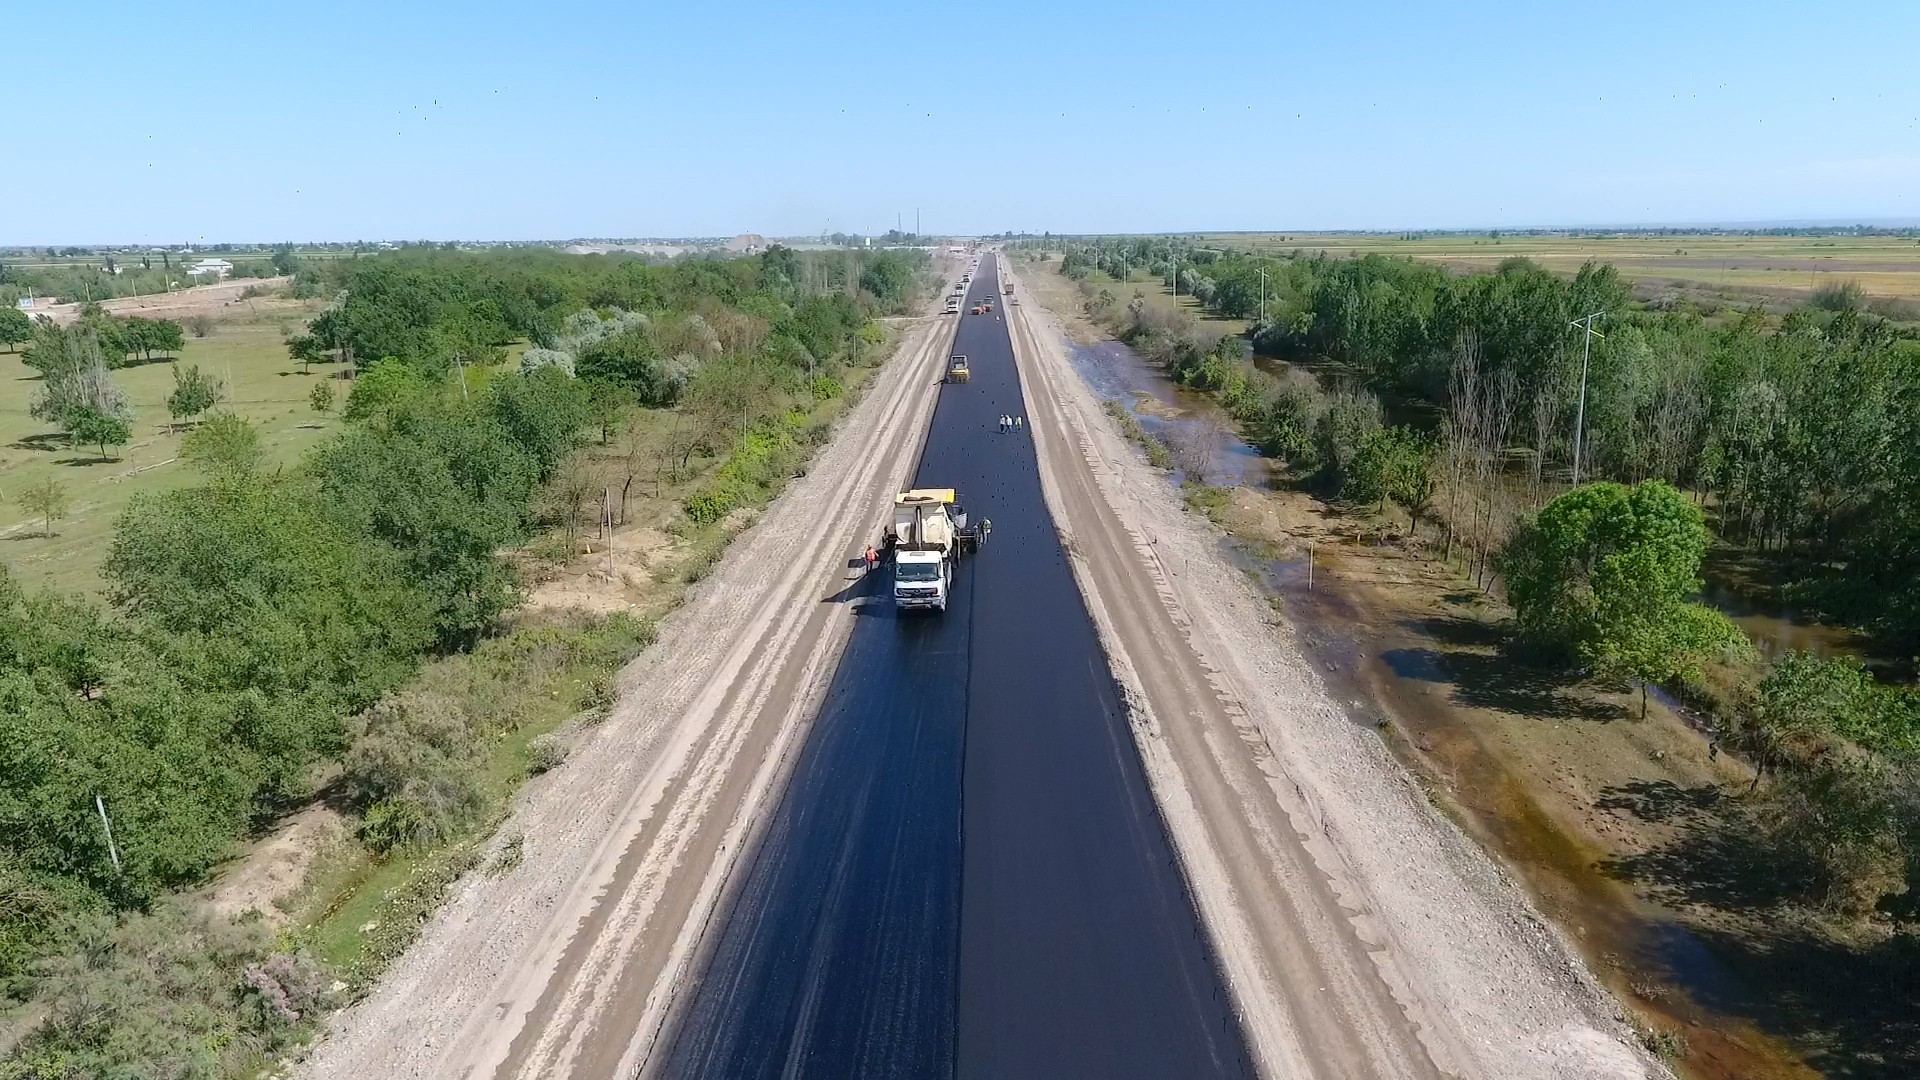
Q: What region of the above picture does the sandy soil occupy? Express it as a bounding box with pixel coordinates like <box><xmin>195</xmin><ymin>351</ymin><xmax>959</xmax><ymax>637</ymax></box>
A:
<box><xmin>294</xmin><ymin>300</ymin><xmax>956</xmax><ymax>1079</ymax></box>
<box><xmin>1002</xmin><ymin>257</ymin><xmax>1663</xmax><ymax>1079</ymax></box>
<box><xmin>200</xmin><ymin>803</ymin><xmax>349</xmax><ymax>927</ymax></box>
<box><xmin>35</xmin><ymin>276</ymin><xmax>293</xmax><ymax>325</ymax></box>
<box><xmin>518</xmin><ymin>524</ymin><xmax>680</xmax><ymax>618</ymax></box>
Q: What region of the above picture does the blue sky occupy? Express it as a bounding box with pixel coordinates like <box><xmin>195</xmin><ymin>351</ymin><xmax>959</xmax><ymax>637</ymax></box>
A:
<box><xmin>8</xmin><ymin>1</ymin><xmax>1918</xmax><ymax>243</ymax></box>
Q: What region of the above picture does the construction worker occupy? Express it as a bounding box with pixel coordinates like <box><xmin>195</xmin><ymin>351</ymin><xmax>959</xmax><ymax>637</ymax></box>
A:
<box><xmin>864</xmin><ymin>545</ymin><xmax>879</xmax><ymax>574</ymax></box>
<box><xmin>1014</xmin><ymin>415</ymin><xmax>1024</xmax><ymax>431</ymax></box>
<box><xmin>978</xmin><ymin>517</ymin><xmax>992</xmax><ymax>546</ymax></box>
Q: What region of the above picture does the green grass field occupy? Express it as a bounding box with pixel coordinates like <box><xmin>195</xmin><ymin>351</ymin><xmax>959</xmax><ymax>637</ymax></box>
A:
<box><xmin>0</xmin><ymin>301</ymin><xmax>340</xmax><ymax>594</ymax></box>
<box><xmin>1192</xmin><ymin>231</ymin><xmax>1920</xmax><ymax>306</ymax></box>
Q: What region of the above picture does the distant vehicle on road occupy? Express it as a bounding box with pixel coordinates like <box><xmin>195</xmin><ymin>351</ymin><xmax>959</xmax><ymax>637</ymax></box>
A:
<box><xmin>883</xmin><ymin>488</ymin><xmax>963</xmax><ymax>612</ymax></box>
<box><xmin>946</xmin><ymin>354</ymin><xmax>970</xmax><ymax>382</ymax></box>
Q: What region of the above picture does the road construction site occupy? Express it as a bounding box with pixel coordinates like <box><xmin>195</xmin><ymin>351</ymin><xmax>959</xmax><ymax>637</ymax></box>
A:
<box><xmin>300</xmin><ymin>254</ymin><xmax>1661</xmax><ymax>1080</ymax></box>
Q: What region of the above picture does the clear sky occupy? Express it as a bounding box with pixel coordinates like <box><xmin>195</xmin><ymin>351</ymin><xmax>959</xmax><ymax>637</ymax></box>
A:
<box><xmin>8</xmin><ymin>0</ymin><xmax>1918</xmax><ymax>243</ymax></box>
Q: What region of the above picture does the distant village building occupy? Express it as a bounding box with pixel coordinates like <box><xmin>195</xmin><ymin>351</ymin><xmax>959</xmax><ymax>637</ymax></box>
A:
<box><xmin>724</xmin><ymin>233</ymin><xmax>767</xmax><ymax>255</ymax></box>
<box><xmin>186</xmin><ymin>257</ymin><xmax>233</xmax><ymax>279</ymax></box>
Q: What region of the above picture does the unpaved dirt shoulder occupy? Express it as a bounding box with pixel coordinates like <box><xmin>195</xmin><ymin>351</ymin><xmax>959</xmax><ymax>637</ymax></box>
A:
<box><xmin>297</xmin><ymin>313</ymin><xmax>952</xmax><ymax>1080</ymax></box>
<box><xmin>1000</xmin><ymin>258</ymin><xmax>1662</xmax><ymax>1080</ymax></box>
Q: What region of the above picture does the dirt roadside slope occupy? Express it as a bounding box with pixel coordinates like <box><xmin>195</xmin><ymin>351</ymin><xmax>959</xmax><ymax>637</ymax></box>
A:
<box><xmin>297</xmin><ymin>313</ymin><xmax>952</xmax><ymax>1079</ymax></box>
<box><xmin>1002</xmin><ymin>258</ymin><xmax>1662</xmax><ymax>1080</ymax></box>
<box><xmin>36</xmin><ymin>276</ymin><xmax>294</xmax><ymax>324</ymax></box>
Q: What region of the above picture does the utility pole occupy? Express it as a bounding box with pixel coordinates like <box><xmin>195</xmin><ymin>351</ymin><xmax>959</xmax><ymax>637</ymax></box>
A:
<box><xmin>1568</xmin><ymin>311</ymin><xmax>1606</xmax><ymax>487</ymax></box>
<box><xmin>95</xmin><ymin>794</ymin><xmax>122</xmax><ymax>874</ymax></box>
<box><xmin>1258</xmin><ymin>267</ymin><xmax>1268</xmax><ymax>324</ymax></box>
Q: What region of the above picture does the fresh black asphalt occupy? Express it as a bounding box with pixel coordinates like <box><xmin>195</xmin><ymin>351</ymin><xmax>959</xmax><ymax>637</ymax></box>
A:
<box><xmin>659</xmin><ymin>260</ymin><xmax>1253</xmax><ymax>1079</ymax></box>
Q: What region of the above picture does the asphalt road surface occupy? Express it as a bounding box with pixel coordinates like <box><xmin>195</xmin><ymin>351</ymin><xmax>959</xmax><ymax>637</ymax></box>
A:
<box><xmin>659</xmin><ymin>260</ymin><xmax>1252</xmax><ymax>1078</ymax></box>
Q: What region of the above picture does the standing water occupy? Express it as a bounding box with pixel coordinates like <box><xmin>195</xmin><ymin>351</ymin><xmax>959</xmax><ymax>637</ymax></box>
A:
<box><xmin>1068</xmin><ymin>341</ymin><xmax>1266</xmax><ymax>488</ymax></box>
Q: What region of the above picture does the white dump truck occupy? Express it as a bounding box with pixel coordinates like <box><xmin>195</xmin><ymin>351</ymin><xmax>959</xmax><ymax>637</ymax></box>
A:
<box><xmin>882</xmin><ymin>488</ymin><xmax>972</xmax><ymax>612</ymax></box>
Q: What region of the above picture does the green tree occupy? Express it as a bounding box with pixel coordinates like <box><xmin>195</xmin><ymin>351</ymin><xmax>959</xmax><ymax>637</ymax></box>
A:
<box><xmin>18</xmin><ymin>477</ymin><xmax>71</xmax><ymax>537</ymax></box>
<box><xmin>0</xmin><ymin>306</ymin><xmax>30</xmax><ymax>352</ymax></box>
<box><xmin>584</xmin><ymin>379</ymin><xmax>629</xmax><ymax>445</ymax></box>
<box><xmin>181</xmin><ymin>411</ymin><xmax>262</xmax><ymax>481</ymax></box>
<box><xmin>27</xmin><ymin>323</ymin><xmax>131</xmax><ymax>430</ymax></box>
<box><xmin>309</xmin><ymin>380</ymin><xmax>335</xmax><ymax>414</ymax></box>
<box><xmin>286</xmin><ymin>332</ymin><xmax>328</xmax><ymax>374</ymax></box>
<box><xmin>486</xmin><ymin>366</ymin><xmax>588</xmax><ymax>479</ymax></box>
<box><xmin>122</xmin><ymin>317</ymin><xmax>185</xmax><ymax>362</ymax></box>
<box><xmin>65</xmin><ymin>406</ymin><xmax>133</xmax><ymax>460</ymax></box>
<box><xmin>343</xmin><ymin>359</ymin><xmax>428</xmax><ymax>425</ymax></box>
<box><xmin>166</xmin><ymin>363</ymin><xmax>221</xmax><ymax>430</ymax></box>
<box><xmin>1503</xmin><ymin>480</ymin><xmax>1744</xmax><ymax>712</ymax></box>
<box><xmin>1314</xmin><ymin>387</ymin><xmax>1383</xmax><ymax>494</ymax></box>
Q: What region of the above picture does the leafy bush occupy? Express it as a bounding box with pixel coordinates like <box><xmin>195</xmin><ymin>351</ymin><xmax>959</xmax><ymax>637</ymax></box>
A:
<box><xmin>343</xmin><ymin>692</ymin><xmax>485</xmax><ymax>854</ymax></box>
<box><xmin>683</xmin><ymin>419</ymin><xmax>802</xmax><ymax>525</ymax></box>
<box><xmin>1314</xmin><ymin>387</ymin><xmax>1383</xmax><ymax>494</ymax></box>
<box><xmin>2</xmin><ymin>903</ymin><xmax>316</xmax><ymax>1079</ymax></box>
<box><xmin>526</xmin><ymin>733</ymin><xmax>569</xmax><ymax>775</ymax></box>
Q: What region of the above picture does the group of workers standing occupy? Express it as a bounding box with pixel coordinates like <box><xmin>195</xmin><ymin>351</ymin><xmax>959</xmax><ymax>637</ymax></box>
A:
<box><xmin>998</xmin><ymin>414</ymin><xmax>1024</xmax><ymax>433</ymax></box>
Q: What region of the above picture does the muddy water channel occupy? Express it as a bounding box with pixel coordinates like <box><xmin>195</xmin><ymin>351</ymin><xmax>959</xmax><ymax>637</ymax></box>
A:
<box><xmin>1070</xmin><ymin>337</ymin><xmax>1833</xmax><ymax>1080</ymax></box>
<box><xmin>1069</xmin><ymin>341</ymin><xmax>1267</xmax><ymax>488</ymax></box>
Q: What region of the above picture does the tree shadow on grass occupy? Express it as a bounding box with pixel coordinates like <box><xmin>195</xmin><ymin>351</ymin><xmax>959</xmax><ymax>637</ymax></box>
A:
<box><xmin>1402</xmin><ymin>613</ymin><xmax>1505</xmax><ymax>648</ymax></box>
<box><xmin>9</xmin><ymin>432</ymin><xmax>69</xmax><ymax>452</ymax></box>
<box><xmin>1380</xmin><ymin>644</ymin><xmax>1629</xmax><ymax>723</ymax></box>
<box><xmin>54</xmin><ymin>455</ymin><xmax>120</xmax><ymax>467</ymax></box>
<box><xmin>1594</xmin><ymin>778</ymin><xmax>1724</xmax><ymax>824</ymax></box>
<box><xmin>1599</xmin><ymin>780</ymin><xmax>1807</xmax><ymax>912</ymax></box>
<box><xmin>1601</xmin><ymin>781</ymin><xmax>1920</xmax><ymax>1077</ymax></box>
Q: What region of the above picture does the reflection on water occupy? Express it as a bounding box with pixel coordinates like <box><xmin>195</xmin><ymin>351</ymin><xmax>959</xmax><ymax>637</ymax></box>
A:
<box><xmin>1698</xmin><ymin>577</ymin><xmax>1873</xmax><ymax>667</ymax></box>
<box><xmin>1067</xmin><ymin>341</ymin><xmax>1266</xmax><ymax>488</ymax></box>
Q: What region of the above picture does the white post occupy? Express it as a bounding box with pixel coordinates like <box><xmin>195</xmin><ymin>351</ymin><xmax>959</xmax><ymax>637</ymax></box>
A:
<box><xmin>95</xmin><ymin>794</ymin><xmax>122</xmax><ymax>874</ymax></box>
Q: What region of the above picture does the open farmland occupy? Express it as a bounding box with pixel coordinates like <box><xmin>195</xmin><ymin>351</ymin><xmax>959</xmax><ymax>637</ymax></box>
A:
<box><xmin>1196</xmin><ymin>231</ymin><xmax>1920</xmax><ymax>311</ymax></box>
<box><xmin>0</xmin><ymin>300</ymin><xmax>339</xmax><ymax>594</ymax></box>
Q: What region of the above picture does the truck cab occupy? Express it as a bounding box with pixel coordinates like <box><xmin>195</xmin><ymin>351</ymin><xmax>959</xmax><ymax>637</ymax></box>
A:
<box><xmin>893</xmin><ymin>549</ymin><xmax>951</xmax><ymax>611</ymax></box>
<box><xmin>885</xmin><ymin>488</ymin><xmax>960</xmax><ymax>613</ymax></box>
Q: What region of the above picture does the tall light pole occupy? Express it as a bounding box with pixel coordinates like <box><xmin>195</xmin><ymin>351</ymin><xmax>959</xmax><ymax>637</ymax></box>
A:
<box><xmin>1258</xmin><ymin>267</ymin><xmax>1269</xmax><ymax>324</ymax></box>
<box><xmin>1568</xmin><ymin>311</ymin><xmax>1606</xmax><ymax>487</ymax></box>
